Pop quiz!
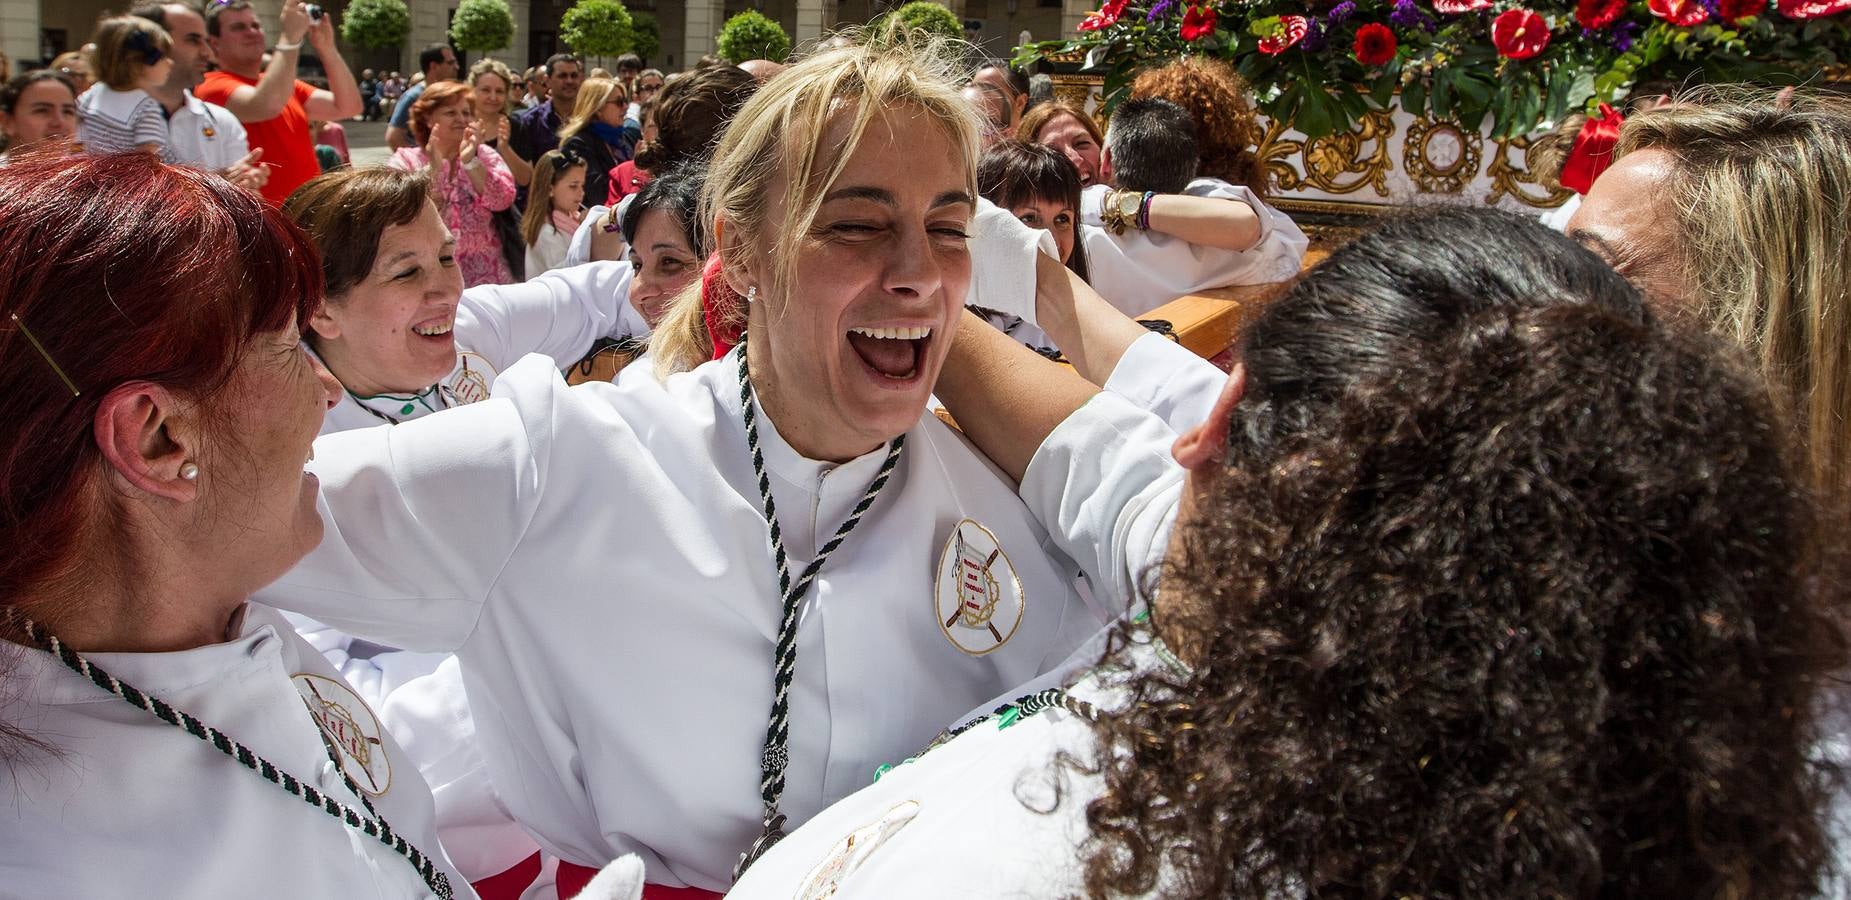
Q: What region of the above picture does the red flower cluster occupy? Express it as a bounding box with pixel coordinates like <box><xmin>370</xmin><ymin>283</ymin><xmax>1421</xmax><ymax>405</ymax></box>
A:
<box><xmin>1491</xmin><ymin>8</ymin><xmax>1551</xmax><ymax>58</ymax></box>
<box><xmin>1576</xmin><ymin>0</ymin><xmax>1627</xmax><ymax>27</ymax></box>
<box><xmin>1078</xmin><ymin>0</ymin><xmax>1129</xmax><ymax>30</ymax></box>
<box><xmin>1649</xmin><ymin>0</ymin><xmax>1710</xmax><ymax>23</ymax></box>
<box><xmin>1258</xmin><ymin>14</ymin><xmax>1310</xmax><ymax>53</ymax></box>
<box><xmin>1777</xmin><ymin>0</ymin><xmax>1851</xmax><ymax>16</ymax></box>
<box><xmin>1181</xmin><ymin>4</ymin><xmax>1219</xmax><ymax>39</ymax></box>
<box><xmin>1352</xmin><ymin>22</ymin><xmax>1397</xmax><ymax>65</ymax></box>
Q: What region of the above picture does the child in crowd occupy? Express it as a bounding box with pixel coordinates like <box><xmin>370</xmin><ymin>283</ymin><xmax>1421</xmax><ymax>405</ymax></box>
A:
<box><xmin>74</xmin><ymin>16</ymin><xmax>174</xmax><ymax>161</ymax></box>
<box><xmin>522</xmin><ymin>148</ymin><xmax>587</xmax><ymax>276</ymax></box>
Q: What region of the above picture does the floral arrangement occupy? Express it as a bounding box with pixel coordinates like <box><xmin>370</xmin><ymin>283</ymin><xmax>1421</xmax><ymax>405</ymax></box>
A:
<box><xmin>1015</xmin><ymin>0</ymin><xmax>1850</xmax><ymax>137</ymax></box>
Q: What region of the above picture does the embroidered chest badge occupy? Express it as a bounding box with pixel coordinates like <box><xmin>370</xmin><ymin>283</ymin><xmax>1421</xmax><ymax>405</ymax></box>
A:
<box><xmin>795</xmin><ymin>800</ymin><xmax>921</xmax><ymax>899</ymax></box>
<box><xmin>446</xmin><ymin>351</ymin><xmax>493</xmax><ymax>405</ymax></box>
<box><xmin>292</xmin><ymin>673</ymin><xmax>392</xmax><ymax>797</ymax></box>
<box><xmin>934</xmin><ymin>518</ymin><xmax>1025</xmax><ymax>656</ymax></box>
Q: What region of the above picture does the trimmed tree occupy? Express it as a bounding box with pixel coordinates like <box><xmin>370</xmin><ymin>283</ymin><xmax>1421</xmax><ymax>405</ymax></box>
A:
<box><xmin>340</xmin><ymin>0</ymin><xmax>411</xmax><ymax>49</ymax></box>
<box><xmin>630</xmin><ymin>12</ymin><xmax>661</xmax><ymax>62</ymax></box>
<box><xmin>874</xmin><ymin>1</ymin><xmax>965</xmax><ymax>43</ymax></box>
<box><xmin>449</xmin><ymin>0</ymin><xmax>515</xmax><ymax>52</ymax></box>
<box><xmin>715</xmin><ymin>10</ymin><xmax>790</xmax><ymax>64</ymax></box>
<box><xmin>560</xmin><ymin>0</ymin><xmax>635</xmax><ymax>63</ymax></box>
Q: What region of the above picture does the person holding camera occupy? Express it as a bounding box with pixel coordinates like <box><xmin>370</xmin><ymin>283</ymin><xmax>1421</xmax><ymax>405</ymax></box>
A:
<box><xmin>198</xmin><ymin>0</ymin><xmax>360</xmax><ymax>205</ymax></box>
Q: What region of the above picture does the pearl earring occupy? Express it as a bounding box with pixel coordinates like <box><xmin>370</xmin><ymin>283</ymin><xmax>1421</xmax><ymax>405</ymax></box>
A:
<box><xmin>746</xmin><ymin>286</ymin><xmax>757</xmax><ymax>305</ymax></box>
<box><xmin>179</xmin><ymin>462</ymin><xmax>200</xmax><ymax>481</ymax></box>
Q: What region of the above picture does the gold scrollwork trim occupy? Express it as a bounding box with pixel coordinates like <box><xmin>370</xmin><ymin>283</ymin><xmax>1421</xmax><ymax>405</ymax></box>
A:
<box><xmin>1485</xmin><ymin>136</ymin><xmax>1575</xmax><ymax>210</ymax></box>
<box><xmin>1299</xmin><ymin>108</ymin><xmax>1396</xmax><ymax>197</ymax></box>
<box><xmin>1402</xmin><ymin>117</ymin><xmax>1482</xmax><ymax>195</ymax></box>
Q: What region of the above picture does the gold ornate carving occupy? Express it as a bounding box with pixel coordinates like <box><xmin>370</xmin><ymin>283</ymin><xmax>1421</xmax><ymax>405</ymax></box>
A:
<box><xmin>1402</xmin><ymin>117</ymin><xmax>1482</xmax><ymax>195</ymax></box>
<box><xmin>1256</xmin><ymin>109</ymin><xmax>1395</xmax><ymax>197</ymax></box>
<box><xmin>1485</xmin><ymin>136</ymin><xmax>1575</xmax><ymax>209</ymax></box>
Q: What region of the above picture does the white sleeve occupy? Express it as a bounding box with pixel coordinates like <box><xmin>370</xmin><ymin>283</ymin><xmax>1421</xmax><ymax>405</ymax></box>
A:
<box><xmin>1103</xmin><ymin>332</ymin><xmax>1230</xmax><ymax>433</ymax></box>
<box><xmin>1180</xmin><ymin>179</ymin><xmax>1308</xmax><ymax>285</ymax></box>
<box><xmin>964</xmin><ymin>197</ymin><xmax>1057</xmax><ymax>326</ymax></box>
<box><xmin>564</xmin><ymin>204</ymin><xmax>610</xmax><ymax>268</ymax></box>
<box><xmin>1018</xmin><ymin>392</ymin><xmax>1185</xmax><ymax>608</ymax></box>
<box><xmin>455</xmin><ymin>260</ymin><xmax>637</xmax><ymax>372</ymax></box>
<box><xmin>252</xmin><ymin>356</ymin><xmax>562</xmax><ymax>651</ymax></box>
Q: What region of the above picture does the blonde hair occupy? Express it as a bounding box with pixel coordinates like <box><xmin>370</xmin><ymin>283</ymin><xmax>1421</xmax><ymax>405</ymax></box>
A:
<box><xmin>558</xmin><ymin>77</ymin><xmax>626</xmax><ymax>143</ymax></box>
<box><xmin>468</xmin><ymin>57</ymin><xmax>518</xmax><ymax>116</ymax></box>
<box><xmin>90</xmin><ymin>16</ymin><xmax>171</xmax><ymax>91</ymax></box>
<box><xmin>521</xmin><ymin>149</ymin><xmax>584</xmax><ymax>247</ymax></box>
<box><xmin>1616</xmin><ymin>86</ymin><xmax>1851</xmax><ymax>504</ymax></box>
<box><xmin>648</xmin><ymin>30</ymin><xmax>982</xmax><ymax>376</ymax></box>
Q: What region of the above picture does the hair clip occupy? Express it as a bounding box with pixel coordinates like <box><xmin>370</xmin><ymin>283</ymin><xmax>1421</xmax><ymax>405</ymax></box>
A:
<box><xmin>11</xmin><ymin>313</ymin><xmax>81</xmax><ymax>397</ymax></box>
<box><xmin>125</xmin><ymin>30</ymin><xmax>164</xmax><ymax>66</ymax></box>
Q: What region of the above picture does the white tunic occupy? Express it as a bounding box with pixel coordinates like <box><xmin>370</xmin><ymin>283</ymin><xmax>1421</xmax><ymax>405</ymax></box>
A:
<box><xmin>256</xmin><ymin>352</ymin><xmax>1118</xmax><ymax>890</ymax></box>
<box><xmin>1103</xmin><ymin>331</ymin><xmax>1233</xmax><ymax>434</ymax></box>
<box><xmin>1080</xmin><ymin>177</ymin><xmax>1308</xmax><ymax>318</ymax></box>
<box><xmin>320</xmin><ymin>260</ymin><xmax>645</xmax><ymax>434</ymax></box>
<box><xmin>729</xmin><ymin>392</ymin><xmax>1190</xmax><ymax>898</ymax></box>
<box><xmin>0</xmin><ymin>604</ymin><xmax>475</xmax><ymax>899</ymax></box>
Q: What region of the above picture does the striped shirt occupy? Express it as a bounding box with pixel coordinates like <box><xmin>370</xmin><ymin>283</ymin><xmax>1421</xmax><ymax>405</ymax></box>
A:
<box><xmin>76</xmin><ymin>85</ymin><xmax>176</xmax><ymax>162</ymax></box>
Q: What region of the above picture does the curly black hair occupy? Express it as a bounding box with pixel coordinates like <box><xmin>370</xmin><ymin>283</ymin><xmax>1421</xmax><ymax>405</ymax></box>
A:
<box><xmin>1077</xmin><ymin>208</ymin><xmax>1846</xmax><ymax>898</ymax></box>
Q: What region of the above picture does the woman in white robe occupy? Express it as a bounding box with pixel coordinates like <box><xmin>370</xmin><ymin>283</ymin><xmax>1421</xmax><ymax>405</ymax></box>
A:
<box><xmin>728</xmin><ymin>207</ymin><xmax>1849</xmax><ymax>898</ymax></box>
<box><xmin>253</xmin><ymin>38</ymin><xmax>1117</xmax><ymax>898</ymax></box>
<box><xmin>0</xmin><ymin>150</ymin><xmax>473</xmax><ymax>900</ymax></box>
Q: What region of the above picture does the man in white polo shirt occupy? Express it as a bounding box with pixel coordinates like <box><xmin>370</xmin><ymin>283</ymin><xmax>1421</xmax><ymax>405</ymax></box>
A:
<box><xmin>130</xmin><ymin>1</ymin><xmax>268</xmax><ymax>194</ymax></box>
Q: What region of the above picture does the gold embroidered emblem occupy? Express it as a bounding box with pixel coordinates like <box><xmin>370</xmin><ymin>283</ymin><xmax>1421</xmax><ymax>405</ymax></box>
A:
<box><xmin>291</xmin><ymin>673</ymin><xmax>392</xmax><ymax>796</ymax></box>
<box><xmin>446</xmin><ymin>351</ymin><xmax>494</xmax><ymax>405</ymax></box>
<box><xmin>934</xmin><ymin>519</ymin><xmax>1025</xmax><ymax>656</ymax></box>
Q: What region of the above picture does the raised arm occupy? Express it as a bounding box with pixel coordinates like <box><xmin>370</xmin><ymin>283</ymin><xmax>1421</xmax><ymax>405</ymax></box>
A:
<box><xmin>935</xmin><ymin>308</ymin><xmax>1099</xmax><ymax>484</ymax></box>
<box><xmin>303</xmin><ymin>13</ymin><xmax>363</xmax><ymax>121</ymax></box>
<box><xmin>456</xmin><ymin>260</ymin><xmax>640</xmax><ymax>370</ymax></box>
<box><xmin>217</xmin><ymin>0</ymin><xmax>310</xmax><ymax>122</ymax></box>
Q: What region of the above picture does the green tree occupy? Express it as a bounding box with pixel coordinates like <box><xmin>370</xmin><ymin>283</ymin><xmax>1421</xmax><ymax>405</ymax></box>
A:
<box><xmin>715</xmin><ymin>10</ymin><xmax>790</xmax><ymax>64</ymax></box>
<box><xmin>874</xmin><ymin>1</ymin><xmax>965</xmax><ymax>44</ymax></box>
<box><xmin>340</xmin><ymin>0</ymin><xmax>411</xmax><ymax>49</ymax></box>
<box><xmin>560</xmin><ymin>0</ymin><xmax>635</xmax><ymax>61</ymax></box>
<box><xmin>449</xmin><ymin>0</ymin><xmax>515</xmax><ymax>52</ymax></box>
<box><xmin>630</xmin><ymin>12</ymin><xmax>661</xmax><ymax>62</ymax></box>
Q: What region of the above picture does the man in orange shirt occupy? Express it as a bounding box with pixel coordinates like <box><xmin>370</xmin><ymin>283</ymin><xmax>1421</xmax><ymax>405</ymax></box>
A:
<box><xmin>198</xmin><ymin>0</ymin><xmax>360</xmax><ymax>204</ymax></box>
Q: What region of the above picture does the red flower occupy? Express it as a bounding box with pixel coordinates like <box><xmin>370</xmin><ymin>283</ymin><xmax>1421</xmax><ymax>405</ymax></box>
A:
<box><xmin>1491</xmin><ymin>8</ymin><xmax>1551</xmax><ymax>58</ymax></box>
<box><xmin>1258</xmin><ymin>15</ymin><xmax>1310</xmax><ymax>54</ymax></box>
<box><xmin>1576</xmin><ymin>0</ymin><xmax>1626</xmax><ymax>27</ymax></box>
<box><xmin>1079</xmin><ymin>0</ymin><xmax>1128</xmax><ymax>29</ymax></box>
<box><xmin>1433</xmin><ymin>0</ymin><xmax>1492</xmax><ymax>12</ymax></box>
<box><xmin>1180</xmin><ymin>4</ymin><xmax>1219</xmax><ymax>39</ymax></box>
<box><xmin>1352</xmin><ymin>22</ymin><xmax>1397</xmax><ymax>66</ymax></box>
<box><xmin>1775</xmin><ymin>0</ymin><xmax>1851</xmax><ymax>16</ymax></box>
<box><xmin>1648</xmin><ymin>0</ymin><xmax>1710</xmax><ymax>24</ymax></box>
<box><xmin>1718</xmin><ymin>0</ymin><xmax>1763</xmax><ymax>19</ymax></box>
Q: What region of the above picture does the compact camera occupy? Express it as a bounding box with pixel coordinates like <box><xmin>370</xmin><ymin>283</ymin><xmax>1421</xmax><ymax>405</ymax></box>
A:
<box><xmin>306</xmin><ymin>4</ymin><xmax>323</xmax><ymax>21</ymax></box>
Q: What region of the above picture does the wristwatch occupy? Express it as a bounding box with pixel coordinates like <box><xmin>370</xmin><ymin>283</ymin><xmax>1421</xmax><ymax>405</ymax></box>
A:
<box><xmin>1103</xmin><ymin>189</ymin><xmax>1142</xmax><ymax>235</ymax></box>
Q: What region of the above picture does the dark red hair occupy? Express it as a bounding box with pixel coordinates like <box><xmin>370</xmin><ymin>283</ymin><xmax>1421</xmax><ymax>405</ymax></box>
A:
<box><xmin>0</xmin><ymin>148</ymin><xmax>322</xmax><ymax>606</ymax></box>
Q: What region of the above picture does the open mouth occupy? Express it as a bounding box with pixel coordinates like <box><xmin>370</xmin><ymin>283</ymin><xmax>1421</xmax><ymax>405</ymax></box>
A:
<box><xmin>411</xmin><ymin>317</ymin><xmax>454</xmax><ymax>340</ymax></box>
<box><xmin>846</xmin><ymin>325</ymin><xmax>932</xmax><ymax>383</ymax></box>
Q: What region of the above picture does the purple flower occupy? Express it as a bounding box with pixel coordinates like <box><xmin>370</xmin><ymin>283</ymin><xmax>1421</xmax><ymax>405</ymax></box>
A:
<box><xmin>1608</xmin><ymin>19</ymin><xmax>1640</xmax><ymax>50</ymax></box>
<box><xmin>1328</xmin><ymin>0</ymin><xmax>1357</xmax><ymax>24</ymax></box>
<box><xmin>1390</xmin><ymin>0</ymin><xmax>1437</xmax><ymax>30</ymax></box>
<box><xmin>1302</xmin><ymin>16</ymin><xmax>1329</xmax><ymax>48</ymax></box>
<box><xmin>1146</xmin><ymin>0</ymin><xmax>1177</xmax><ymax>19</ymax></box>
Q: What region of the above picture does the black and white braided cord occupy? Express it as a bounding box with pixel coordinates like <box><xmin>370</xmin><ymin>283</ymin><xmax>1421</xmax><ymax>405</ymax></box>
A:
<box><xmin>18</xmin><ymin>617</ymin><xmax>454</xmax><ymax>899</ymax></box>
<box><xmin>733</xmin><ymin>340</ymin><xmax>905</xmax><ymax>879</ymax></box>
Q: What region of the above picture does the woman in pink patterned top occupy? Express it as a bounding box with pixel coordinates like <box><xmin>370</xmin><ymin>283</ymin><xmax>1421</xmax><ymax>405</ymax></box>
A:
<box><xmin>388</xmin><ymin>81</ymin><xmax>515</xmax><ymax>287</ymax></box>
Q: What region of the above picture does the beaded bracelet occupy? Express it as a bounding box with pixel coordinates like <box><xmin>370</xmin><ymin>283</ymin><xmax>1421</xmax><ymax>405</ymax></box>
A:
<box><xmin>1136</xmin><ymin>191</ymin><xmax>1156</xmax><ymax>232</ymax></box>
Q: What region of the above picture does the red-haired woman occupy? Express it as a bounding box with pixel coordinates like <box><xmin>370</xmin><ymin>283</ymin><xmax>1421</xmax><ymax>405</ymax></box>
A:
<box><xmin>0</xmin><ymin>149</ymin><xmax>469</xmax><ymax>897</ymax></box>
<box><xmin>391</xmin><ymin>80</ymin><xmax>517</xmax><ymax>287</ymax></box>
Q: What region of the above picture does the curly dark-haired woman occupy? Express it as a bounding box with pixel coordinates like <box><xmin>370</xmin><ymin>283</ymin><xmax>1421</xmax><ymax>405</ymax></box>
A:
<box><xmin>727</xmin><ymin>207</ymin><xmax>1847</xmax><ymax>898</ymax></box>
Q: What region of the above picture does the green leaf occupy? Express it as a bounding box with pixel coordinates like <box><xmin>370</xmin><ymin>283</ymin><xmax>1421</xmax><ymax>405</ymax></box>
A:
<box><xmin>1297</xmin><ymin>85</ymin><xmax>1337</xmax><ymax>139</ymax></box>
<box><xmin>1431</xmin><ymin>68</ymin><xmax>1454</xmax><ymax>120</ymax></box>
<box><xmin>1400</xmin><ymin>78</ymin><xmax>1426</xmax><ymax>118</ymax></box>
<box><xmin>715</xmin><ymin>9</ymin><xmax>791</xmax><ymax>62</ymax></box>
